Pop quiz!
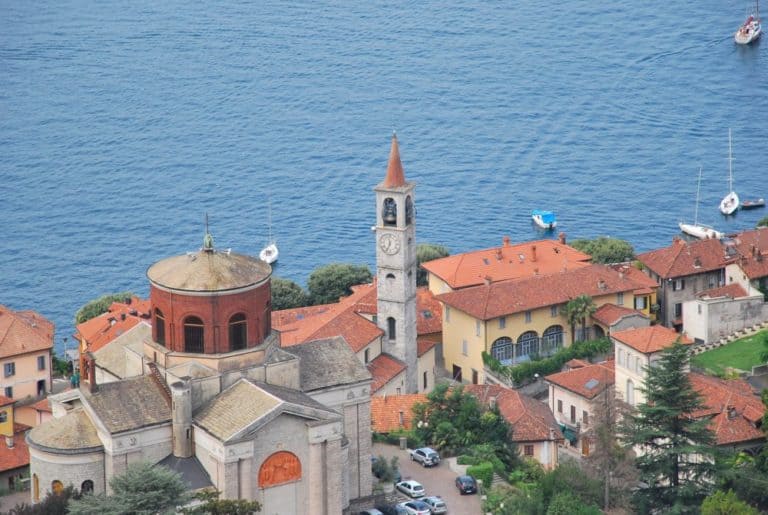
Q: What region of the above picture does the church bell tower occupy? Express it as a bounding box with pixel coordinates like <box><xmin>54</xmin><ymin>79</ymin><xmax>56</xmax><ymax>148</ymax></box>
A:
<box><xmin>375</xmin><ymin>133</ymin><xmax>418</xmax><ymax>393</ymax></box>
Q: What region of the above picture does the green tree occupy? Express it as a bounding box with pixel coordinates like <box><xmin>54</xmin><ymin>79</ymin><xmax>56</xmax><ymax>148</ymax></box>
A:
<box><xmin>701</xmin><ymin>490</ymin><xmax>759</xmax><ymax>515</ymax></box>
<box><xmin>181</xmin><ymin>489</ymin><xmax>261</xmax><ymax>514</ymax></box>
<box><xmin>74</xmin><ymin>292</ymin><xmax>133</xmax><ymax>324</ymax></box>
<box><xmin>270</xmin><ymin>277</ymin><xmax>309</xmax><ymax>310</ymax></box>
<box><xmin>564</xmin><ymin>294</ymin><xmax>597</xmax><ymax>344</ymax></box>
<box><xmin>416</xmin><ymin>243</ymin><xmax>449</xmax><ymax>286</ymax></box>
<box><xmin>9</xmin><ymin>485</ymin><xmax>81</xmax><ymax>515</ymax></box>
<box><xmin>306</xmin><ymin>263</ymin><xmax>372</xmax><ymax>305</ymax></box>
<box><xmin>570</xmin><ymin>237</ymin><xmax>635</xmax><ymax>264</ymax></box>
<box><xmin>546</xmin><ymin>492</ymin><xmax>601</xmax><ymax>515</ymax></box>
<box><xmin>67</xmin><ymin>462</ymin><xmax>189</xmax><ymax>515</ymax></box>
<box><xmin>757</xmin><ymin>215</ymin><xmax>768</xmax><ymax>228</ymax></box>
<box><xmin>620</xmin><ymin>341</ymin><xmax>716</xmax><ymax>513</ymax></box>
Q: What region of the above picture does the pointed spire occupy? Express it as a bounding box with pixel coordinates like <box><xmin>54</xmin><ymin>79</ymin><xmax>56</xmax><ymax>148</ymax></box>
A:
<box><xmin>382</xmin><ymin>132</ymin><xmax>406</xmax><ymax>188</ymax></box>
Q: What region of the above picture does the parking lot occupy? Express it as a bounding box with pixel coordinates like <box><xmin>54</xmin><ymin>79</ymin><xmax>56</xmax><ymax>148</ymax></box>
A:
<box><xmin>372</xmin><ymin>443</ymin><xmax>483</xmax><ymax>514</ymax></box>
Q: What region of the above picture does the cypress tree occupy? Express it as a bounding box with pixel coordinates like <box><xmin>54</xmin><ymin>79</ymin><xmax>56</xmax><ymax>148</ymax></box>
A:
<box><xmin>620</xmin><ymin>341</ymin><xmax>716</xmax><ymax>513</ymax></box>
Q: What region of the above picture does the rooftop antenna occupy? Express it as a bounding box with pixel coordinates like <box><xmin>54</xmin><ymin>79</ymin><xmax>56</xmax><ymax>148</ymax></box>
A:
<box><xmin>203</xmin><ymin>213</ymin><xmax>214</xmax><ymax>252</ymax></box>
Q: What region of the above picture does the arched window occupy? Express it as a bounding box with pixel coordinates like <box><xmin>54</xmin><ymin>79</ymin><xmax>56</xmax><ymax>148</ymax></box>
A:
<box><xmin>33</xmin><ymin>474</ymin><xmax>39</xmax><ymax>502</ymax></box>
<box><xmin>386</xmin><ymin>273</ymin><xmax>395</xmax><ymax>280</ymax></box>
<box><xmin>81</xmin><ymin>479</ymin><xmax>94</xmax><ymax>494</ymax></box>
<box><xmin>184</xmin><ymin>316</ymin><xmax>205</xmax><ymax>353</ymax></box>
<box><xmin>387</xmin><ymin>317</ymin><xmax>396</xmax><ymax>340</ymax></box>
<box><xmin>405</xmin><ymin>196</ymin><xmax>414</xmax><ymax>225</ymax></box>
<box><xmin>626</xmin><ymin>379</ymin><xmax>635</xmax><ymax>406</ymax></box>
<box><xmin>52</xmin><ymin>480</ymin><xmax>64</xmax><ymax>495</ymax></box>
<box><xmin>491</xmin><ymin>337</ymin><xmax>514</xmax><ymax>365</ymax></box>
<box><xmin>516</xmin><ymin>331</ymin><xmax>539</xmax><ymax>361</ymax></box>
<box><xmin>229</xmin><ymin>313</ymin><xmax>247</xmax><ymax>351</ymax></box>
<box><xmin>259</xmin><ymin>451</ymin><xmax>301</xmax><ymax>488</ymax></box>
<box><xmin>154</xmin><ymin>308</ymin><xmax>166</xmax><ymax>346</ymax></box>
<box><xmin>382</xmin><ymin>198</ymin><xmax>397</xmax><ymax>226</ymax></box>
<box><xmin>542</xmin><ymin>325</ymin><xmax>564</xmax><ymax>356</ymax></box>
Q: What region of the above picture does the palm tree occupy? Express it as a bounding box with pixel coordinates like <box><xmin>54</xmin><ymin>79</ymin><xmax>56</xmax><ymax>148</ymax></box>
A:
<box><xmin>565</xmin><ymin>294</ymin><xmax>597</xmax><ymax>344</ymax></box>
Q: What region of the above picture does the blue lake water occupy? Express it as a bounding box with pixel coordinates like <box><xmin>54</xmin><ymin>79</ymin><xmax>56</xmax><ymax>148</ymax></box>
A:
<box><xmin>2</xmin><ymin>0</ymin><xmax>767</xmax><ymax>353</ymax></box>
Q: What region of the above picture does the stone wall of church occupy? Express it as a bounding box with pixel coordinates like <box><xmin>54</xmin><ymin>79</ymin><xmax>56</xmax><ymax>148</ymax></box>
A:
<box><xmin>29</xmin><ymin>447</ymin><xmax>105</xmax><ymax>499</ymax></box>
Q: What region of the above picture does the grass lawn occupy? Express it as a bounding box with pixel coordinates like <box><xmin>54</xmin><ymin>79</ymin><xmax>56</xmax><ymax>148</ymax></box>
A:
<box><xmin>692</xmin><ymin>330</ymin><xmax>767</xmax><ymax>376</ymax></box>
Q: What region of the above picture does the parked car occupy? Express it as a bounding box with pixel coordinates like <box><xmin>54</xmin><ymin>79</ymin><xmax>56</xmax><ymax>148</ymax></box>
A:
<box><xmin>397</xmin><ymin>500</ymin><xmax>432</xmax><ymax>515</ymax></box>
<box><xmin>455</xmin><ymin>474</ymin><xmax>478</xmax><ymax>494</ymax></box>
<box><xmin>360</xmin><ymin>510</ymin><xmax>385</xmax><ymax>515</ymax></box>
<box><xmin>395</xmin><ymin>479</ymin><xmax>426</xmax><ymax>498</ymax></box>
<box><xmin>409</xmin><ymin>447</ymin><xmax>440</xmax><ymax>467</ymax></box>
<box><xmin>375</xmin><ymin>505</ymin><xmax>408</xmax><ymax>515</ymax></box>
<box><xmin>421</xmin><ymin>496</ymin><xmax>447</xmax><ymax>514</ymax></box>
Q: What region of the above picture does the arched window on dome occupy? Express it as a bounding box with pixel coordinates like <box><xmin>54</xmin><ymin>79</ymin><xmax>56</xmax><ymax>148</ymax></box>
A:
<box><xmin>184</xmin><ymin>316</ymin><xmax>205</xmax><ymax>353</ymax></box>
<box><xmin>382</xmin><ymin>198</ymin><xmax>397</xmax><ymax>226</ymax></box>
<box><xmin>154</xmin><ymin>308</ymin><xmax>166</xmax><ymax>346</ymax></box>
<box><xmin>229</xmin><ymin>313</ymin><xmax>247</xmax><ymax>351</ymax></box>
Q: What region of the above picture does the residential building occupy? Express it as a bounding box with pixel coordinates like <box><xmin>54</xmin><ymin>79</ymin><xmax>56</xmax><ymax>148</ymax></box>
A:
<box><xmin>545</xmin><ymin>360</ymin><xmax>615</xmax><ymax>457</ymax></box>
<box><xmin>435</xmin><ymin>263</ymin><xmax>657</xmax><ymax>384</ymax></box>
<box><xmin>0</xmin><ymin>305</ymin><xmax>54</xmax><ymax>427</ymax></box>
<box><xmin>464</xmin><ymin>384</ymin><xmax>563</xmax><ymax>469</ymax></box>
<box><xmin>684</xmin><ymin>284</ymin><xmax>768</xmax><ymax>344</ymax></box>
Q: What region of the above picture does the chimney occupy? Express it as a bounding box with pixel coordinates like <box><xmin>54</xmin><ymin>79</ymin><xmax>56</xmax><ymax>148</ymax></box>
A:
<box><xmin>171</xmin><ymin>379</ymin><xmax>193</xmax><ymax>458</ymax></box>
<box><xmin>502</xmin><ymin>236</ymin><xmax>511</xmax><ymax>247</ymax></box>
<box><xmin>5</xmin><ymin>435</ymin><xmax>13</xmax><ymax>449</ymax></box>
<box><xmin>120</xmin><ymin>313</ymin><xmax>126</xmax><ymax>321</ymax></box>
<box><xmin>533</xmin><ymin>267</ymin><xmax>539</xmax><ymax>276</ymax></box>
<box><xmin>483</xmin><ymin>276</ymin><xmax>492</xmax><ymax>286</ymax></box>
<box><xmin>619</xmin><ymin>270</ymin><xmax>625</xmax><ymax>279</ymax></box>
<box><xmin>531</xmin><ymin>245</ymin><xmax>537</xmax><ymax>262</ymax></box>
<box><xmin>549</xmin><ymin>427</ymin><xmax>556</xmax><ymax>440</ymax></box>
<box><xmin>598</xmin><ymin>279</ymin><xmax>606</xmax><ymax>290</ymax></box>
<box><xmin>727</xmin><ymin>405</ymin><xmax>737</xmax><ymax>420</ymax></box>
<box><xmin>496</xmin><ymin>248</ymin><xmax>503</xmax><ymax>260</ymax></box>
<box><xmin>489</xmin><ymin>396</ymin><xmax>496</xmax><ymax>409</ymax></box>
<box><xmin>86</xmin><ymin>354</ymin><xmax>98</xmax><ymax>393</ymax></box>
<box><xmin>558</xmin><ymin>232</ymin><xmax>566</xmax><ymax>245</ymax></box>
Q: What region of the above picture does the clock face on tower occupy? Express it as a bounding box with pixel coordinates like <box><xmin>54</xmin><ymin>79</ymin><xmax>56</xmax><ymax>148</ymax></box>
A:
<box><xmin>379</xmin><ymin>233</ymin><xmax>401</xmax><ymax>255</ymax></box>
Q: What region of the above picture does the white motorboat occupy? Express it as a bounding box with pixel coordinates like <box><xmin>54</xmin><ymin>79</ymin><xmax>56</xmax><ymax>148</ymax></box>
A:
<box><xmin>531</xmin><ymin>210</ymin><xmax>557</xmax><ymax>230</ymax></box>
<box><xmin>719</xmin><ymin>129</ymin><xmax>740</xmax><ymax>216</ymax></box>
<box><xmin>735</xmin><ymin>0</ymin><xmax>762</xmax><ymax>44</ymax></box>
<box><xmin>680</xmin><ymin>168</ymin><xmax>724</xmax><ymax>240</ymax></box>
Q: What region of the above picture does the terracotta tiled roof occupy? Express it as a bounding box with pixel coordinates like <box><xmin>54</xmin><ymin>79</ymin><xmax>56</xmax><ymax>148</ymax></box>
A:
<box><xmin>416</xmin><ymin>287</ymin><xmax>443</xmax><ymax>335</ymax></box>
<box><xmin>464</xmin><ymin>384</ymin><xmax>563</xmax><ymax>442</ymax></box>
<box><xmin>0</xmin><ymin>305</ymin><xmax>54</xmax><ymax>359</ymax></box>
<box><xmin>729</xmin><ymin>228</ymin><xmax>768</xmax><ymax>280</ymax></box>
<box><xmin>545</xmin><ymin>361</ymin><xmax>615</xmax><ymax>399</ymax></box>
<box><xmin>697</xmin><ymin>283</ymin><xmax>748</xmax><ymax>299</ymax></box>
<box><xmin>612</xmin><ymin>325</ymin><xmax>692</xmax><ymax>354</ymax></box>
<box><xmin>380</xmin><ymin>134</ymin><xmax>407</xmax><ymax>188</ymax></box>
<box><xmin>637</xmin><ymin>237</ymin><xmax>734</xmax><ymax>279</ymax></box>
<box><xmin>437</xmin><ymin>264</ymin><xmax>646</xmax><ymax>320</ymax></box>
<box><xmin>422</xmin><ymin>239</ymin><xmax>592</xmax><ymax>290</ymax></box>
<box><xmin>30</xmin><ymin>398</ymin><xmax>51</xmax><ymax>413</ymax></box>
<box><xmin>370</xmin><ymin>394</ymin><xmax>428</xmax><ymax>432</ymax></box>
<box><xmin>592</xmin><ymin>303</ymin><xmax>648</xmax><ymax>326</ymax></box>
<box><xmin>689</xmin><ymin>373</ymin><xmax>766</xmax><ymax>446</ymax></box>
<box><xmin>0</xmin><ymin>396</ymin><xmax>14</xmax><ymax>407</ymax></box>
<box><xmin>417</xmin><ymin>336</ymin><xmax>439</xmax><ymax>357</ymax></box>
<box><xmin>367</xmin><ymin>354</ymin><xmax>406</xmax><ymax>393</ymax></box>
<box><xmin>0</xmin><ymin>429</ymin><xmax>29</xmax><ymax>472</ymax></box>
<box><xmin>565</xmin><ymin>359</ymin><xmax>590</xmax><ymax>370</ymax></box>
<box><xmin>74</xmin><ymin>296</ymin><xmax>151</xmax><ymax>354</ymax></box>
<box><xmin>609</xmin><ymin>263</ymin><xmax>659</xmax><ymax>294</ymax></box>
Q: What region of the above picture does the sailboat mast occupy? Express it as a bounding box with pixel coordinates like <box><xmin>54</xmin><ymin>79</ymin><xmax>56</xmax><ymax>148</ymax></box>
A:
<box><xmin>728</xmin><ymin>128</ymin><xmax>734</xmax><ymax>192</ymax></box>
<box><xmin>694</xmin><ymin>167</ymin><xmax>702</xmax><ymax>224</ymax></box>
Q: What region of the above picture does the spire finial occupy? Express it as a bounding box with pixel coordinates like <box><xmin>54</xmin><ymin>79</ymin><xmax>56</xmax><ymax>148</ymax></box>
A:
<box><xmin>203</xmin><ymin>213</ymin><xmax>214</xmax><ymax>252</ymax></box>
<box><xmin>382</xmin><ymin>132</ymin><xmax>406</xmax><ymax>188</ymax></box>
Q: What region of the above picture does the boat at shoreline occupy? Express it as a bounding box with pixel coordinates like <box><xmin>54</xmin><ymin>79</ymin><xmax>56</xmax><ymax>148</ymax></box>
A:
<box><xmin>680</xmin><ymin>168</ymin><xmax>724</xmax><ymax>240</ymax></box>
<box><xmin>719</xmin><ymin>129</ymin><xmax>740</xmax><ymax>216</ymax></box>
<box><xmin>531</xmin><ymin>210</ymin><xmax>557</xmax><ymax>230</ymax></box>
<box><xmin>259</xmin><ymin>199</ymin><xmax>279</xmax><ymax>264</ymax></box>
<box><xmin>740</xmin><ymin>198</ymin><xmax>765</xmax><ymax>210</ymax></box>
<box><xmin>735</xmin><ymin>0</ymin><xmax>762</xmax><ymax>44</ymax></box>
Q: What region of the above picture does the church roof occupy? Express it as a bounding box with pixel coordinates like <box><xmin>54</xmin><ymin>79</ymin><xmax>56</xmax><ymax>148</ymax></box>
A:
<box><xmin>82</xmin><ymin>375</ymin><xmax>171</xmax><ymax>434</ymax></box>
<box><xmin>147</xmin><ymin>249</ymin><xmax>271</xmax><ymax>292</ymax></box>
<box><xmin>380</xmin><ymin>133</ymin><xmax>407</xmax><ymax>188</ymax></box>
<box><xmin>286</xmin><ymin>337</ymin><xmax>372</xmax><ymax>392</ymax></box>
<box><xmin>93</xmin><ymin>322</ymin><xmax>150</xmax><ymax>379</ymax></box>
<box><xmin>27</xmin><ymin>409</ymin><xmax>102</xmax><ymax>454</ymax></box>
<box><xmin>194</xmin><ymin>379</ymin><xmax>339</xmax><ymax>443</ymax></box>
<box><xmin>157</xmin><ymin>455</ymin><xmax>213</xmax><ymax>490</ymax></box>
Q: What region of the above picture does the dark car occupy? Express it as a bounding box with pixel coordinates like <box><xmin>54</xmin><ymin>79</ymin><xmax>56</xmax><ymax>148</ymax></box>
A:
<box><xmin>455</xmin><ymin>474</ymin><xmax>478</xmax><ymax>494</ymax></box>
<box><xmin>376</xmin><ymin>505</ymin><xmax>408</xmax><ymax>515</ymax></box>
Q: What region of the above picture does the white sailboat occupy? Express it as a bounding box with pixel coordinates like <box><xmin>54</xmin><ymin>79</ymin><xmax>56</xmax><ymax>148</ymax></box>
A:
<box><xmin>719</xmin><ymin>129</ymin><xmax>740</xmax><ymax>216</ymax></box>
<box><xmin>259</xmin><ymin>200</ymin><xmax>279</xmax><ymax>264</ymax></box>
<box><xmin>679</xmin><ymin>167</ymin><xmax>723</xmax><ymax>240</ymax></box>
<box><xmin>735</xmin><ymin>0</ymin><xmax>762</xmax><ymax>44</ymax></box>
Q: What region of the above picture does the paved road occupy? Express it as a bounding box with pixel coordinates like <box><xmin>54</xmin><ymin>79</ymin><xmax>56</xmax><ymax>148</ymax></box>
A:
<box><xmin>372</xmin><ymin>443</ymin><xmax>483</xmax><ymax>515</ymax></box>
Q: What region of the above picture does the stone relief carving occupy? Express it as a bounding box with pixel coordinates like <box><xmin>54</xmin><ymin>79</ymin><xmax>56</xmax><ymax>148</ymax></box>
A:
<box><xmin>258</xmin><ymin>451</ymin><xmax>301</xmax><ymax>488</ymax></box>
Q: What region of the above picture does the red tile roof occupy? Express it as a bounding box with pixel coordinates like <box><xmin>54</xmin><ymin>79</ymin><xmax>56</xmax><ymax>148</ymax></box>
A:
<box><xmin>0</xmin><ymin>428</ymin><xmax>29</xmax><ymax>473</ymax></box>
<box><xmin>612</xmin><ymin>325</ymin><xmax>692</xmax><ymax>354</ymax></box>
<box><xmin>0</xmin><ymin>306</ymin><xmax>54</xmax><ymax>359</ymax></box>
<box><xmin>592</xmin><ymin>303</ymin><xmax>648</xmax><ymax>326</ymax></box>
<box><xmin>380</xmin><ymin>134</ymin><xmax>407</xmax><ymax>188</ymax></box>
<box><xmin>464</xmin><ymin>384</ymin><xmax>563</xmax><ymax>442</ymax></box>
<box><xmin>367</xmin><ymin>354</ymin><xmax>406</xmax><ymax>393</ymax></box>
<box><xmin>422</xmin><ymin>239</ymin><xmax>592</xmax><ymax>290</ymax></box>
<box><xmin>729</xmin><ymin>228</ymin><xmax>768</xmax><ymax>280</ymax></box>
<box><xmin>74</xmin><ymin>296</ymin><xmax>150</xmax><ymax>354</ymax></box>
<box><xmin>437</xmin><ymin>264</ymin><xmax>648</xmax><ymax>320</ymax></box>
<box><xmin>689</xmin><ymin>373</ymin><xmax>766</xmax><ymax>446</ymax></box>
<box><xmin>417</xmin><ymin>335</ymin><xmax>439</xmax><ymax>357</ymax></box>
<box><xmin>637</xmin><ymin>237</ymin><xmax>735</xmax><ymax>279</ymax></box>
<box><xmin>370</xmin><ymin>394</ymin><xmax>428</xmax><ymax>432</ymax></box>
<box><xmin>545</xmin><ymin>361</ymin><xmax>615</xmax><ymax>399</ymax></box>
<box><xmin>697</xmin><ymin>283</ymin><xmax>748</xmax><ymax>300</ymax></box>
<box><xmin>416</xmin><ymin>287</ymin><xmax>443</xmax><ymax>335</ymax></box>
<box><xmin>30</xmin><ymin>398</ymin><xmax>51</xmax><ymax>413</ymax></box>
<box><xmin>609</xmin><ymin>263</ymin><xmax>659</xmax><ymax>294</ymax></box>
<box><xmin>0</xmin><ymin>396</ymin><xmax>14</xmax><ymax>407</ymax></box>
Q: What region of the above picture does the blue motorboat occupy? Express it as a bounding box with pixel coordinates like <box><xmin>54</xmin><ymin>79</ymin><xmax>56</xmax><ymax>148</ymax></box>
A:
<box><xmin>532</xmin><ymin>210</ymin><xmax>557</xmax><ymax>230</ymax></box>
